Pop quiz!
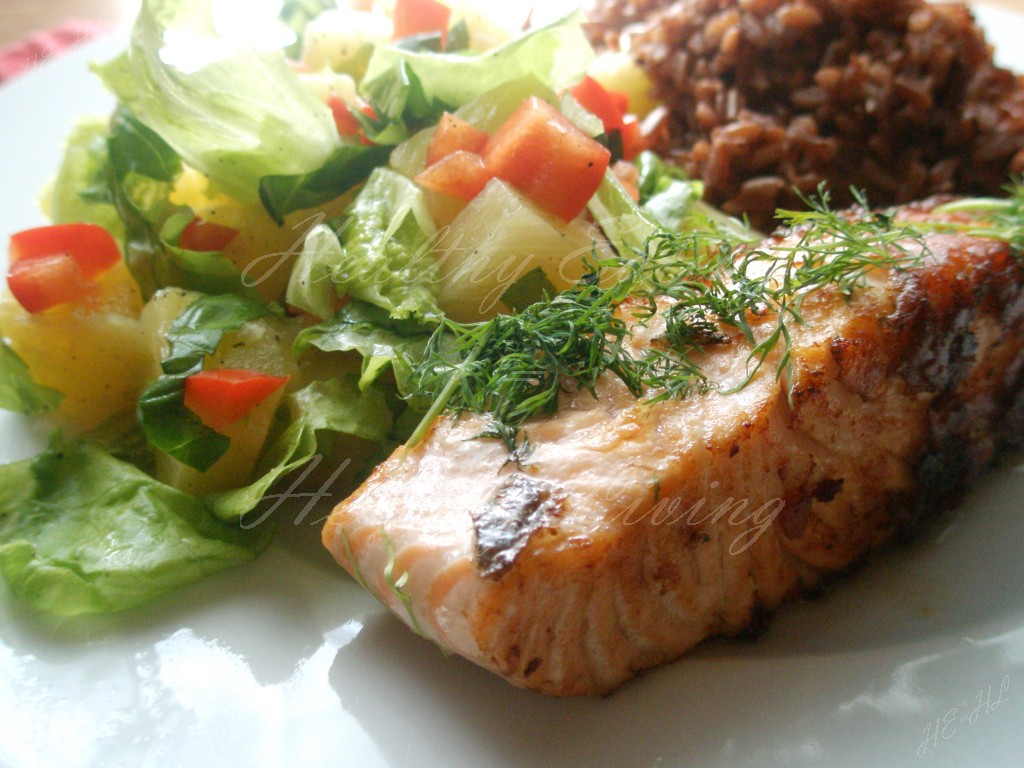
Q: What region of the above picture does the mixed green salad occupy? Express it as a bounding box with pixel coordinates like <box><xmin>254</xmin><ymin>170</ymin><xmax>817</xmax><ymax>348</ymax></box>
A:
<box><xmin>0</xmin><ymin>0</ymin><xmax>709</xmax><ymax>615</ymax></box>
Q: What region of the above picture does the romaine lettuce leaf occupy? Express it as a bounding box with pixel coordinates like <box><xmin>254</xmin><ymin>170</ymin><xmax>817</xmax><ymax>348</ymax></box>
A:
<box><xmin>93</xmin><ymin>0</ymin><xmax>341</xmax><ymax>204</ymax></box>
<box><xmin>0</xmin><ymin>437</ymin><xmax>272</xmax><ymax>616</ymax></box>
<box><xmin>286</xmin><ymin>168</ymin><xmax>441</xmax><ymax>321</ymax></box>
<box><xmin>634</xmin><ymin>151</ymin><xmax>759</xmax><ymax>241</ymax></box>
<box><xmin>294</xmin><ymin>301</ymin><xmax>433</xmax><ymax>391</ymax></box>
<box><xmin>361</xmin><ymin>10</ymin><xmax>593</xmax><ymax>113</ymax></box>
<box><xmin>43</xmin><ymin>118</ymin><xmax>125</xmax><ymax>240</ymax></box>
<box><xmin>0</xmin><ymin>342</ymin><xmax>63</xmax><ymax>416</ymax></box>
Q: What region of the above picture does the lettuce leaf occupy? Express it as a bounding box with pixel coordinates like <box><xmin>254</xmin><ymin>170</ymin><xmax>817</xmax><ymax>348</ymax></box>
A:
<box><xmin>93</xmin><ymin>0</ymin><xmax>341</xmax><ymax>204</ymax></box>
<box><xmin>499</xmin><ymin>267</ymin><xmax>557</xmax><ymax>313</ymax></box>
<box><xmin>361</xmin><ymin>10</ymin><xmax>593</xmax><ymax>113</ymax></box>
<box><xmin>284</xmin><ymin>224</ymin><xmax>342</xmax><ymax>322</ymax></box>
<box><xmin>633</xmin><ymin>151</ymin><xmax>759</xmax><ymax>241</ymax></box>
<box><xmin>359</xmin><ymin>60</ymin><xmax>454</xmax><ymax>145</ymax></box>
<box><xmin>635</xmin><ymin>151</ymin><xmax>705</xmax><ymax>231</ymax></box>
<box><xmin>44</xmin><ymin>118</ymin><xmax>125</xmax><ymax>240</ymax></box>
<box><xmin>294</xmin><ymin>301</ymin><xmax>433</xmax><ymax>392</ymax></box>
<box><xmin>208</xmin><ymin>376</ymin><xmax>393</xmax><ymax>521</ymax></box>
<box><xmin>587</xmin><ymin>153</ymin><xmax>758</xmax><ymax>264</ymax></box>
<box><xmin>285</xmin><ymin>168</ymin><xmax>440</xmax><ymax>321</ymax></box>
<box><xmin>0</xmin><ymin>437</ymin><xmax>272</xmax><ymax>616</ymax></box>
<box><xmin>587</xmin><ymin>169</ymin><xmax>661</xmax><ymax>260</ymax></box>
<box><xmin>0</xmin><ymin>342</ymin><xmax>63</xmax><ymax>416</ymax></box>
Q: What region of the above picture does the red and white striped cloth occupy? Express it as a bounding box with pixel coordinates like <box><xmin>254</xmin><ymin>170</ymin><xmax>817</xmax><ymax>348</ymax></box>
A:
<box><xmin>0</xmin><ymin>21</ymin><xmax>109</xmax><ymax>84</ymax></box>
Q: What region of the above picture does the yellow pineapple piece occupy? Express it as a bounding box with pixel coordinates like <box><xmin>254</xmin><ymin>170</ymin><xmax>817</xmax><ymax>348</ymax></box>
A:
<box><xmin>151</xmin><ymin>312</ymin><xmax>301</xmax><ymax>497</ymax></box>
<box><xmin>0</xmin><ymin>261</ymin><xmax>150</xmax><ymax>432</ymax></box>
<box><xmin>170</xmin><ymin>167</ymin><xmax>348</xmax><ymax>302</ymax></box>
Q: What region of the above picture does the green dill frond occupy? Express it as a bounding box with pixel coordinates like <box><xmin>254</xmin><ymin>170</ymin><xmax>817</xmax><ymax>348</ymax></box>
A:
<box><xmin>404</xmin><ymin>182</ymin><xmax>1023</xmax><ymax>454</ymax></box>
<box><xmin>381</xmin><ymin>529</ymin><xmax>428</xmax><ymax>639</ymax></box>
<box><xmin>933</xmin><ymin>181</ymin><xmax>1024</xmax><ymax>253</ymax></box>
<box><xmin>406</xmin><ymin>263</ymin><xmax>645</xmax><ymax>452</ymax></box>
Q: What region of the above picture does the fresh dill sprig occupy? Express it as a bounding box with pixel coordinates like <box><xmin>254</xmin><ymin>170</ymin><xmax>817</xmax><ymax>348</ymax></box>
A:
<box><xmin>406</xmin><ymin>185</ymin><xmax>970</xmax><ymax>452</ymax></box>
<box><xmin>627</xmin><ymin>188</ymin><xmax>928</xmax><ymax>396</ymax></box>
<box><xmin>406</xmin><ymin>263</ymin><xmax>645</xmax><ymax>453</ymax></box>
<box><xmin>932</xmin><ymin>182</ymin><xmax>1024</xmax><ymax>253</ymax></box>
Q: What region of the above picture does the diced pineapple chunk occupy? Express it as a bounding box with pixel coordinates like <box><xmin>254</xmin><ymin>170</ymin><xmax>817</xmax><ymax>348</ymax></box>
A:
<box><xmin>433</xmin><ymin>179</ymin><xmax>614</xmax><ymax>321</ymax></box>
<box><xmin>588</xmin><ymin>51</ymin><xmax>660</xmax><ymax>119</ymax></box>
<box><xmin>0</xmin><ymin>262</ymin><xmax>150</xmax><ymax>432</ymax></box>
<box><xmin>149</xmin><ymin>309</ymin><xmax>301</xmax><ymax>497</ymax></box>
<box><xmin>443</xmin><ymin>1</ymin><xmax>525</xmax><ymax>51</ymax></box>
<box><xmin>170</xmin><ymin>168</ymin><xmax>348</xmax><ymax>302</ymax></box>
<box><xmin>204</xmin><ymin>318</ymin><xmax>301</xmax><ymax>378</ymax></box>
<box><xmin>154</xmin><ymin>385</ymin><xmax>287</xmax><ymax>498</ymax></box>
<box><xmin>297</xmin><ymin>69</ymin><xmax>358</xmax><ymax>105</ymax></box>
<box><xmin>301</xmin><ymin>9</ymin><xmax>391</xmax><ymax>76</ymax></box>
<box><xmin>139</xmin><ymin>287</ymin><xmax>200</xmax><ymax>380</ymax></box>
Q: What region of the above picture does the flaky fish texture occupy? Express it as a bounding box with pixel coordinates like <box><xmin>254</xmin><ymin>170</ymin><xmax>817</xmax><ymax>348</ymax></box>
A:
<box><xmin>323</xmin><ymin>200</ymin><xmax>1024</xmax><ymax>695</ymax></box>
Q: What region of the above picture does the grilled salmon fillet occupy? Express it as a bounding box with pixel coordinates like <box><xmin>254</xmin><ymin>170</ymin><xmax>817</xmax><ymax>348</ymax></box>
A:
<box><xmin>322</xmin><ymin>199</ymin><xmax>1024</xmax><ymax>695</ymax></box>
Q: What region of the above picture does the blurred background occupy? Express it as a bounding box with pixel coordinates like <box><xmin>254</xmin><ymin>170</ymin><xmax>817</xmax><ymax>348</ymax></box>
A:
<box><xmin>1</xmin><ymin>0</ymin><xmax>138</xmax><ymax>47</ymax></box>
<box><xmin>3</xmin><ymin>0</ymin><xmax>1023</xmax><ymax>48</ymax></box>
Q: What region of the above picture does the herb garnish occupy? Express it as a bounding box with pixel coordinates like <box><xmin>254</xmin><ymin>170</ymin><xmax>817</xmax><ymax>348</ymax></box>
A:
<box><xmin>407</xmin><ymin>186</ymin><xmax>1024</xmax><ymax>453</ymax></box>
<box><xmin>933</xmin><ymin>183</ymin><xmax>1024</xmax><ymax>252</ymax></box>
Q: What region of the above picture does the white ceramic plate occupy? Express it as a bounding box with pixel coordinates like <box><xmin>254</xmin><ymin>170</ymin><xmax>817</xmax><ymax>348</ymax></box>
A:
<box><xmin>3</xmin><ymin>8</ymin><xmax>1024</xmax><ymax>767</ymax></box>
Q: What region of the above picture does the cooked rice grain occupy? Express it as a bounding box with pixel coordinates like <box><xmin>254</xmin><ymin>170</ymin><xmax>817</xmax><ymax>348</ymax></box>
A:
<box><xmin>587</xmin><ymin>0</ymin><xmax>1024</xmax><ymax>227</ymax></box>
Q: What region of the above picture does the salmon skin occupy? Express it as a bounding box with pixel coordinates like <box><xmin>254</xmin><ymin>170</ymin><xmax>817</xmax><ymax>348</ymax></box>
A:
<box><xmin>323</xmin><ymin>199</ymin><xmax>1024</xmax><ymax>696</ymax></box>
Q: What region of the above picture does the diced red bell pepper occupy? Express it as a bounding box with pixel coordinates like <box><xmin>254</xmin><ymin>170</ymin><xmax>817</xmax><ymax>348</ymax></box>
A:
<box><xmin>180</xmin><ymin>218</ymin><xmax>240</xmax><ymax>252</ymax></box>
<box><xmin>7</xmin><ymin>253</ymin><xmax>96</xmax><ymax>314</ymax></box>
<box><xmin>327</xmin><ymin>97</ymin><xmax>376</xmax><ymax>135</ymax></box>
<box><xmin>568</xmin><ymin>76</ymin><xmax>628</xmax><ymax>133</ymax></box>
<box><xmin>425</xmin><ymin>113</ymin><xmax>489</xmax><ymax>167</ymax></box>
<box><xmin>610</xmin><ymin>90</ymin><xmax>629</xmax><ymax>118</ymax></box>
<box><xmin>184</xmin><ymin>369</ymin><xmax>291</xmax><ymax>433</ymax></box>
<box><xmin>415</xmin><ymin>151</ymin><xmax>493</xmax><ymax>201</ymax></box>
<box><xmin>326</xmin><ymin>97</ymin><xmax>378</xmax><ymax>145</ymax></box>
<box><xmin>483</xmin><ymin>97</ymin><xmax>611</xmax><ymax>223</ymax></box>
<box><xmin>328</xmin><ymin>97</ymin><xmax>362</xmax><ymax>137</ymax></box>
<box><xmin>7</xmin><ymin>223</ymin><xmax>121</xmax><ymax>313</ymax></box>
<box><xmin>392</xmin><ymin>0</ymin><xmax>451</xmax><ymax>48</ymax></box>
<box><xmin>10</xmin><ymin>222</ymin><xmax>120</xmax><ymax>278</ymax></box>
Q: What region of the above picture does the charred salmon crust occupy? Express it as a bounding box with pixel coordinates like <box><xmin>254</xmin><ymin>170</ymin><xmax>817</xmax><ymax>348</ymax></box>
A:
<box><xmin>323</xmin><ymin>204</ymin><xmax>1024</xmax><ymax>696</ymax></box>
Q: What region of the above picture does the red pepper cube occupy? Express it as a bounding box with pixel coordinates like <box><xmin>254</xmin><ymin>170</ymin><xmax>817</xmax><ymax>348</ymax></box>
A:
<box><xmin>426</xmin><ymin>113</ymin><xmax>490</xmax><ymax>167</ymax></box>
<box><xmin>10</xmin><ymin>222</ymin><xmax>120</xmax><ymax>278</ymax></box>
<box><xmin>392</xmin><ymin>0</ymin><xmax>451</xmax><ymax>48</ymax></box>
<box><xmin>568</xmin><ymin>76</ymin><xmax>627</xmax><ymax>133</ymax></box>
<box><xmin>415</xmin><ymin>150</ymin><xmax>493</xmax><ymax>201</ymax></box>
<box><xmin>483</xmin><ymin>97</ymin><xmax>611</xmax><ymax>223</ymax></box>
<box><xmin>7</xmin><ymin>253</ymin><xmax>96</xmax><ymax>314</ymax></box>
<box><xmin>184</xmin><ymin>369</ymin><xmax>291</xmax><ymax>433</ymax></box>
<box><xmin>180</xmin><ymin>218</ymin><xmax>240</xmax><ymax>252</ymax></box>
